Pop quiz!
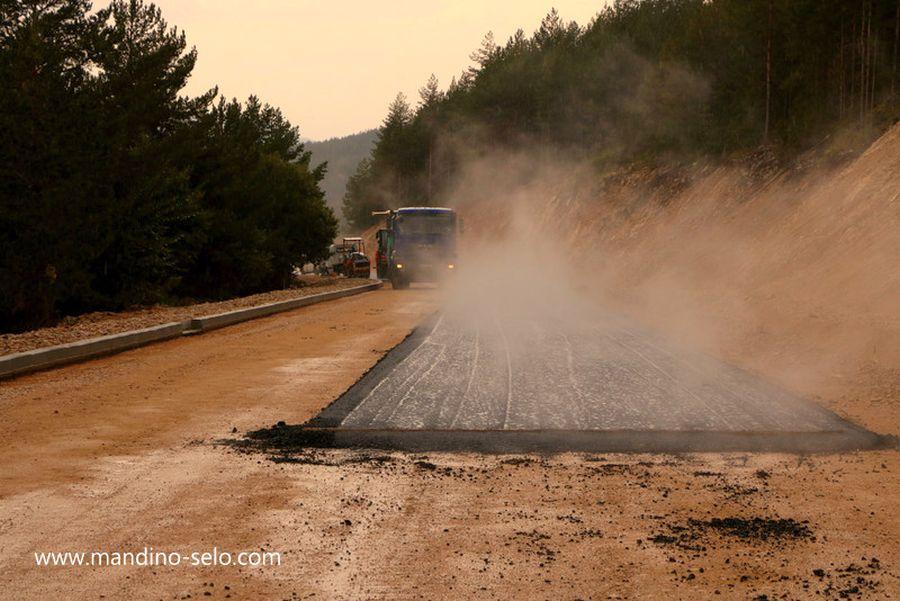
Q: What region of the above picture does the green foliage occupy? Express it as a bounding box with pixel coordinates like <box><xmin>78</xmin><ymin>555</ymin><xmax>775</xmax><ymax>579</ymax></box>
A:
<box><xmin>342</xmin><ymin>93</ymin><xmax>431</xmax><ymax>229</ymax></box>
<box><xmin>0</xmin><ymin>0</ymin><xmax>336</xmax><ymax>331</ymax></box>
<box><xmin>0</xmin><ymin>0</ymin><xmax>101</xmax><ymax>327</ymax></box>
<box><xmin>343</xmin><ymin>0</ymin><xmax>900</xmax><ymax>224</ymax></box>
<box><xmin>181</xmin><ymin>97</ymin><xmax>336</xmax><ymax>298</ymax></box>
<box><xmin>341</xmin><ymin>157</ymin><xmax>378</xmax><ymax>231</ymax></box>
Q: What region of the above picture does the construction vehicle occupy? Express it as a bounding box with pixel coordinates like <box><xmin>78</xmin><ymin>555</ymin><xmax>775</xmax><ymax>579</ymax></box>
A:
<box><xmin>372</xmin><ymin>207</ymin><xmax>459</xmax><ymax>289</ymax></box>
<box><xmin>321</xmin><ymin>237</ymin><xmax>370</xmax><ymax>278</ymax></box>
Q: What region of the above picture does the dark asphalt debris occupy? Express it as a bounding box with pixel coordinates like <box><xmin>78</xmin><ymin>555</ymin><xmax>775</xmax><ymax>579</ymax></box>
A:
<box><xmin>699</xmin><ymin>517</ymin><xmax>812</xmax><ymax>541</ymax></box>
<box><xmin>651</xmin><ymin>516</ymin><xmax>813</xmax><ymax>550</ymax></box>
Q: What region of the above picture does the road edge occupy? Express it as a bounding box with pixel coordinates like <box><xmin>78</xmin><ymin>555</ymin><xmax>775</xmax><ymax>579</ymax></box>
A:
<box><xmin>0</xmin><ymin>281</ymin><xmax>382</xmax><ymax>381</ymax></box>
<box><xmin>306</xmin><ymin>311</ymin><xmax>442</xmax><ymax>427</ymax></box>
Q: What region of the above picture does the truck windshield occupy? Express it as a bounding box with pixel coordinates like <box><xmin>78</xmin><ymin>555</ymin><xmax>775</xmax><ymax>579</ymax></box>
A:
<box><xmin>396</xmin><ymin>213</ymin><xmax>455</xmax><ymax>236</ymax></box>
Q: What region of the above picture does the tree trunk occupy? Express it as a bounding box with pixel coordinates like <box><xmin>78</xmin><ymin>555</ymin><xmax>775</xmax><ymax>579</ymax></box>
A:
<box><xmin>893</xmin><ymin>1</ymin><xmax>899</xmax><ymax>99</ymax></box>
<box><xmin>764</xmin><ymin>0</ymin><xmax>773</xmax><ymax>142</ymax></box>
<box><xmin>840</xmin><ymin>21</ymin><xmax>845</xmax><ymax>118</ymax></box>
<box><xmin>427</xmin><ymin>143</ymin><xmax>433</xmax><ymax>203</ymax></box>
<box><xmin>871</xmin><ymin>36</ymin><xmax>877</xmax><ymax>111</ymax></box>
<box><xmin>868</xmin><ymin>0</ymin><xmax>875</xmax><ymax>111</ymax></box>
<box><xmin>860</xmin><ymin>0</ymin><xmax>866</xmax><ymax>120</ymax></box>
<box><xmin>851</xmin><ymin>17</ymin><xmax>857</xmax><ymax>113</ymax></box>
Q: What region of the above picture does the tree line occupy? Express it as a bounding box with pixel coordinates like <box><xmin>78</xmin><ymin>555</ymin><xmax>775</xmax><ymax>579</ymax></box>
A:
<box><xmin>0</xmin><ymin>0</ymin><xmax>337</xmax><ymax>332</ymax></box>
<box><xmin>343</xmin><ymin>0</ymin><xmax>900</xmax><ymax>229</ymax></box>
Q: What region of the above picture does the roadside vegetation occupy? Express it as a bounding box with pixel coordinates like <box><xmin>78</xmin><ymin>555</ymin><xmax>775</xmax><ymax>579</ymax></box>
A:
<box><xmin>343</xmin><ymin>0</ymin><xmax>900</xmax><ymax>229</ymax></box>
<box><xmin>0</xmin><ymin>0</ymin><xmax>337</xmax><ymax>332</ymax></box>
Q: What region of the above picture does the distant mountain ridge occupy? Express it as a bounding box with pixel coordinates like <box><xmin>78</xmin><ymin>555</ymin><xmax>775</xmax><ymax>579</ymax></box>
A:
<box><xmin>307</xmin><ymin>129</ymin><xmax>377</xmax><ymax>221</ymax></box>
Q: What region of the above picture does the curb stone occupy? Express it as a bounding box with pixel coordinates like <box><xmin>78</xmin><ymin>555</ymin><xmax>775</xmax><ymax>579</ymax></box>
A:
<box><xmin>0</xmin><ymin>281</ymin><xmax>382</xmax><ymax>380</ymax></box>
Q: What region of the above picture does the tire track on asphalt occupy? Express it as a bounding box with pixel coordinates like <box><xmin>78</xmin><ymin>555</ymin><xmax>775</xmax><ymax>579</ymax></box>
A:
<box><xmin>495</xmin><ymin>313</ymin><xmax>514</xmax><ymax>430</ymax></box>
<box><xmin>342</xmin><ymin>314</ymin><xmax>445</xmax><ymax>426</ymax></box>
<box><xmin>449</xmin><ymin>324</ymin><xmax>480</xmax><ymax>429</ymax></box>
<box><xmin>612</xmin><ymin>326</ymin><xmax>834</xmax><ymax>430</ymax></box>
<box><xmin>384</xmin><ymin>343</ymin><xmax>448</xmax><ymax>426</ymax></box>
<box><xmin>603</xmin><ymin>329</ymin><xmax>731</xmax><ymax>429</ymax></box>
<box><xmin>560</xmin><ymin>330</ymin><xmax>592</xmax><ymax>430</ymax></box>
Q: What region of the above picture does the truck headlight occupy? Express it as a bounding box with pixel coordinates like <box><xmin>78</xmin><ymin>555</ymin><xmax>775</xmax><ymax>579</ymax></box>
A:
<box><xmin>447</xmin><ymin>263</ymin><xmax>455</xmax><ymax>269</ymax></box>
<box><xmin>396</xmin><ymin>263</ymin><xmax>403</xmax><ymax>269</ymax></box>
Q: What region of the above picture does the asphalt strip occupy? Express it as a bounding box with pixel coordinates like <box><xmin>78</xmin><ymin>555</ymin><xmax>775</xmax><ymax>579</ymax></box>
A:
<box><xmin>259</xmin><ymin>313</ymin><xmax>892</xmax><ymax>454</ymax></box>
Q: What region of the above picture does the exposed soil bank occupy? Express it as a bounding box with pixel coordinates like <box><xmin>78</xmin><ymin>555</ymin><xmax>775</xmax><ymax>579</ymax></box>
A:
<box><xmin>459</xmin><ymin>125</ymin><xmax>900</xmax><ymax>435</ymax></box>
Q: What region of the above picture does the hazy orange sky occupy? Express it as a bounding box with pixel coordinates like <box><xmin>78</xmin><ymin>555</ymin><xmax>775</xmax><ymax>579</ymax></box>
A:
<box><xmin>151</xmin><ymin>1</ymin><xmax>607</xmax><ymax>141</ymax></box>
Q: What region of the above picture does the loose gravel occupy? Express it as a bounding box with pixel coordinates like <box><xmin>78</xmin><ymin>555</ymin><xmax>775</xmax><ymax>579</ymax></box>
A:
<box><xmin>0</xmin><ymin>276</ymin><xmax>372</xmax><ymax>356</ymax></box>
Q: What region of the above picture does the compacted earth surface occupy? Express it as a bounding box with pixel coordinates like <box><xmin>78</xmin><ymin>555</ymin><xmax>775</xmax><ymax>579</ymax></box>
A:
<box><xmin>0</xmin><ymin>287</ymin><xmax>896</xmax><ymax>600</ymax></box>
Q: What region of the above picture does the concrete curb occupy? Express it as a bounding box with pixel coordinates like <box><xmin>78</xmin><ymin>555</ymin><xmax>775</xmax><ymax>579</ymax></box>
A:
<box><xmin>0</xmin><ymin>282</ymin><xmax>382</xmax><ymax>380</ymax></box>
<box><xmin>186</xmin><ymin>282</ymin><xmax>382</xmax><ymax>334</ymax></box>
<box><xmin>0</xmin><ymin>320</ymin><xmax>190</xmax><ymax>380</ymax></box>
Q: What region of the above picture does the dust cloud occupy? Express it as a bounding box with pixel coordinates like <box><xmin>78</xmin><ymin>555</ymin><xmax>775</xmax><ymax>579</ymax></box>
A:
<box><xmin>438</xmin><ymin>148</ymin><xmax>599</xmax><ymax>330</ymax></box>
<box><xmin>432</xmin><ymin>124</ymin><xmax>900</xmax><ymax>433</ymax></box>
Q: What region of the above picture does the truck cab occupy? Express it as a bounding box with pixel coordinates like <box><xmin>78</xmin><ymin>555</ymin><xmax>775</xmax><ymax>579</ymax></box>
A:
<box><xmin>373</xmin><ymin>207</ymin><xmax>458</xmax><ymax>289</ymax></box>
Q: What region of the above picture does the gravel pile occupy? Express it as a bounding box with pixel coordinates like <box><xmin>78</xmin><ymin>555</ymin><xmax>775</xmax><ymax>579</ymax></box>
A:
<box><xmin>1</xmin><ymin>277</ymin><xmax>373</xmax><ymax>356</ymax></box>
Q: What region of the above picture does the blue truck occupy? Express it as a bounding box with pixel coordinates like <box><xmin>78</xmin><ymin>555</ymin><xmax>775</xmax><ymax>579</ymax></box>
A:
<box><xmin>372</xmin><ymin>207</ymin><xmax>459</xmax><ymax>289</ymax></box>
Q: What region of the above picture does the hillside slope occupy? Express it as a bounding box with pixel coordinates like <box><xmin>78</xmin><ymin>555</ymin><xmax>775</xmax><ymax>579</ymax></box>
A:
<box><xmin>308</xmin><ymin>129</ymin><xmax>377</xmax><ymax>218</ymax></box>
<box><xmin>460</xmin><ymin>124</ymin><xmax>900</xmax><ymax>433</ymax></box>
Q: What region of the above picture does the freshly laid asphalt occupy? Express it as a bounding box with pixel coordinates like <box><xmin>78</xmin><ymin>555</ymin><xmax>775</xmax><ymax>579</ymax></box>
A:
<box><xmin>303</xmin><ymin>304</ymin><xmax>884</xmax><ymax>453</ymax></box>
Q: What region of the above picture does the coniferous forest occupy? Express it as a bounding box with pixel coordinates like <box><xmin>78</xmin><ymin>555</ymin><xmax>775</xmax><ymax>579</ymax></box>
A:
<box><xmin>343</xmin><ymin>0</ymin><xmax>900</xmax><ymax>229</ymax></box>
<box><xmin>1</xmin><ymin>0</ymin><xmax>337</xmax><ymax>331</ymax></box>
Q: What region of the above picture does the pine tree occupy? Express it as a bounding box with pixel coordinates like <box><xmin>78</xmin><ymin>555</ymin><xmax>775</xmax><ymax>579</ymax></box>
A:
<box><xmin>417</xmin><ymin>75</ymin><xmax>443</xmax><ymax>202</ymax></box>
<box><xmin>89</xmin><ymin>0</ymin><xmax>215</xmax><ymax>306</ymax></box>
<box><xmin>0</xmin><ymin>0</ymin><xmax>100</xmax><ymax>328</ymax></box>
<box><xmin>383</xmin><ymin>92</ymin><xmax>412</xmax><ymax>128</ymax></box>
<box><xmin>470</xmin><ymin>31</ymin><xmax>498</xmax><ymax>71</ymax></box>
<box><xmin>534</xmin><ymin>8</ymin><xmax>563</xmax><ymax>44</ymax></box>
<box><xmin>419</xmin><ymin>73</ymin><xmax>443</xmax><ymax>108</ymax></box>
<box><xmin>375</xmin><ymin>92</ymin><xmax>412</xmax><ymax>168</ymax></box>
